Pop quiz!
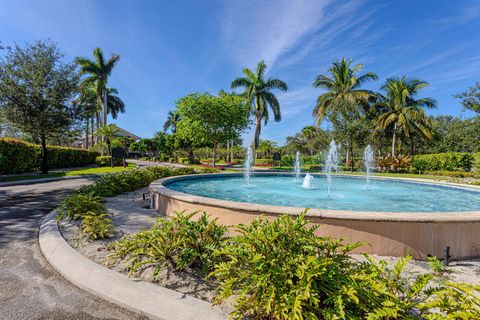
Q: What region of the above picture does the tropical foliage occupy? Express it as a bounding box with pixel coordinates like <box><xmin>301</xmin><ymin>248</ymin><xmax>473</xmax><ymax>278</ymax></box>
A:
<box><xmin>108</xmin><ymin>211</ymin><xmax>227</xmax><ymax>277</ymax></box>
<box><xmin>313</xmin><ymin>58</ymin><xmax>378</xmax><ymax>170</ymax></box>
<box><xmin>231</xmin><ymin>60</ymin><xmax>288</xmax><ymax>150</ymax></box>
<box><xmin>374</xmin><ymin>77</ymin><xmax>436</xmax><ymax>157</ymax></box>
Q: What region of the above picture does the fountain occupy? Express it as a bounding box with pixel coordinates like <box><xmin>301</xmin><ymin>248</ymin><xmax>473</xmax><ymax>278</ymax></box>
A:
<box><xmin>294</xmin><ymin>151</ymin><xmax>301</xmax><ymax>179</ymax></box>
<box><xmin>244</xmin><ymin>146</ymin><xmax>253</xmax><ymax>185</ymax></box>
<box><xmin>302</xmin><ymin>173</ymin><xmax>313</xmax><ymax>189</ymax></box>
<box><xmin>325</xmin><ymin>140</ymin><xmax>339</xmax><ymax>196</ymax></box>
<box><xmin>363</xmin><ymin>145</ymin><xmax>374</xmax><ymax>189</ymax></box>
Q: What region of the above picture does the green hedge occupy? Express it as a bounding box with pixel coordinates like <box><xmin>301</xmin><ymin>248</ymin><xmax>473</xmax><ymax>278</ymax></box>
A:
<box><xmin>95</xmin><ymin>156</ymin><xmax>123</xmax><ymax>167</ymax></box>
<box><xmin>255</xmin><ymin>158</ymin><xmax>272</xmax><ymax>165</ymax></box>
<box><xmin>474</xmin><ymin>152</ymin><xmax>480</xmax><ymax>173</ymax></box>
<box><xmin>0</xmin><ymin>138</ymin><xmax>98</xmax><ymax>174</ymax></box>
<box><xmin>412</xmin><ymin>152</ymin><xmax>474</xmax><ymax>173</ymax></box>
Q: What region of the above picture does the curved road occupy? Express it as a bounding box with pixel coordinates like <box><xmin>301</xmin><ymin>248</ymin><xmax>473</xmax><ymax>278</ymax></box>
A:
<box><xmin>0</xmin><ymin>178</ymin><xmax>144</xmax><ymax>320</ymax></box>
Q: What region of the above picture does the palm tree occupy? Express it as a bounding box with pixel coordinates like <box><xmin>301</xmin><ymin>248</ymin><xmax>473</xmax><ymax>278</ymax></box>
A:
<box><xmin>96</xmin><ymin>124</ymin><xmax>121</xmax><ymax>165</ymax></box>
<box><xmin>375</xmin><ymin>77</ymin><xmax>436</xmax><ymax>157</ymax></box>
<box><xmin>75</xmin><ymin>48</ymin><xmax>120</xmax><ymax>131</ymax></box>
<box><xmin>313</xmin><ymin>58</ymin><xmax>378</xmax><ymax>170</ymax></box>
<box><xmin>231</xmin><ymin>60</ymin><xmax>288</xmax><ymax>151</ymax></box>
<box><xmin>163</xmin><ymin>110</ymin><xmax>180</xmax><ymax>133</ymax></box>
<box><xmin>75</xmin><ymin>84</ymin><xmax>99</xmax><ymax>148</ymax></box>
<box><xmin>106</xmin><ymin>87</ymin><xmax>126</xmax><ymax>119</ymax></box>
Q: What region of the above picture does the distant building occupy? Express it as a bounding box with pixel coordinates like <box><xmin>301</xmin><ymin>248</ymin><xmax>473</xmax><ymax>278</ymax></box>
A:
<box><xmin>73</xmin><ymin>124</ymin><xmax>141</xmax><ymax>149</ymax></box>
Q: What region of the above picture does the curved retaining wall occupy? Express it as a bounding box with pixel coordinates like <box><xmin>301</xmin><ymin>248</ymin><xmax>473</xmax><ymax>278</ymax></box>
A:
<box><xmin>150</xmin><ymin>173</ymin><xmax>480</xmax><ymax>260</ymax></box>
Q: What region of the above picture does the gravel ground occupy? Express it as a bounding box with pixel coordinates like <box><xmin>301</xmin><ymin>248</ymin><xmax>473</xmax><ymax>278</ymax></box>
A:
<box><xmin>61</xmin><ymin>187</ymin><xmax>480</xmax><ymax>305</ymax></box>
<box><xmin>60</xmin><ymin>188</ymin><xmax>218</xmax><ymax>303</ymax></box>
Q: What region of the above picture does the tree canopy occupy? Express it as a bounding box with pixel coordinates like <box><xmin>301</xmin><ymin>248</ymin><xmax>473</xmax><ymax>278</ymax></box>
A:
<box><xmin>0</xmin><ymin>40</ymin><xmax>79</xmax><ymax>173</ymax></box>
<box><xmin>174</xmin><ymin>92</ymin><xmax>250</xmax><ymax>165</ymax></box>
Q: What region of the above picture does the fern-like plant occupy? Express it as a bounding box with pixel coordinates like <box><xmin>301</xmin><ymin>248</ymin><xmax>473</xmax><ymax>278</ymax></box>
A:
<box><xmin>81</xmin><ymin>211</ymin><xmax>114</xmax><ymax>240</ymax></box>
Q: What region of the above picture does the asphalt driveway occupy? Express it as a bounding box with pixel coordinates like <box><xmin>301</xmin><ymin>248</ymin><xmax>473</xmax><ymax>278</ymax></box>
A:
<box><xmin>0</xmin><ymin>178</ymin><xmax>144</xmax><ymax>320</ymax></box>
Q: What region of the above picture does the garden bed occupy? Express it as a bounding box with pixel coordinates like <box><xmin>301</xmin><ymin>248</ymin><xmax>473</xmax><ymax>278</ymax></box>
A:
<box><xmin>59</xmin><ymin>187</ymin><xmax>219</xmax><ymax>303</ymax></box>
<box><xmin>59</xmin><ymin>187</ymin><xmax>480</xmax><ymax>306</ymax></box>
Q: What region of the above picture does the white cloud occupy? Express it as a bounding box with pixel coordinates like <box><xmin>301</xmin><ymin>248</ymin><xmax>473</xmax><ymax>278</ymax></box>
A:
<box><xmin>219</xmin><ymin>0</ymin><xmax>332</xmax><ymax>70</ymax></box>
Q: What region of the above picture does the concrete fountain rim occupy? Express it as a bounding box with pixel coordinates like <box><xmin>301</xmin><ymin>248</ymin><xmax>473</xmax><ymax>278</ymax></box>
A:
<box><xmin>149</xmin><ymin>172</ymin><xmax>480</xmax><ymax>223</ymax></box>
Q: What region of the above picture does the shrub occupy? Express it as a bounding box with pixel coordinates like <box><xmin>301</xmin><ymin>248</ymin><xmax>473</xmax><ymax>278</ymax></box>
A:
<box><xmin>95</xmin><ymin>156</ymin><xmax>123</xmax><ymax>167</ymax></box>
<box><xmin>376</xmin><ymin>155</ymin><xmax>412</xmax><ymax>172</ymax></box>
<box><xmin>0</xmin><ymin>138</ymin><xmax>97</xmax><ymax>174</ymax></box>
<box><xmin>425</xmin><ymin>170</ymin><xmax>478</xmax><ymax>178</ymax></box>
<box><xmin>473</xmin><ymin>152</ymin><xmax>480</xmax><ymax>173</ymax></box>
<box><xmin>412</xmin><ymin>152</ymin><xmax>474</xmax><ymax>173</ymax></box>
<box><xmin>427</xmin><ymin>256</ymin><xmax>447</xmax><ymax>275</ymax></box>
<box><xmin>255</xmin><ymin>158</ymin><xmax>272</xmax><ymax>165</ymax></box>
<box><xmin>210</xmin><ymin>212</ymin><xmax>480</xmax><ymax>319</ymax></box>
<box><xmin>108</xmin><ymin>211</ymin><xmax>226</xmax><ymax>278</ymax></box>
<box><xmin>81</xmin><ymin>211</ymin><xmax>114</xmax><ymax>240</ymax></box>
<box><xmin>57</xmin><ymin>193</ymin><xmax>107</xmax><ymax>221</ymax></box>
<box><xmin>210</xmin><ymin>211</ymin><xmax>363</xmax><ymax>319</ymax></box>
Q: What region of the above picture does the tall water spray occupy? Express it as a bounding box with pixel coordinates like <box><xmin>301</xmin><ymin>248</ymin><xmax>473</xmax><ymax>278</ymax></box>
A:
<box><xmin>244</xmin><ymin>146</ymin><xmax>253</xmax><ymax>185</ymax></box>
<box><xmin>363</xmin><ymin>145</ymin><xmax>374</xmax><ymax>189</ymax></box>
<box><xmin>325</xmin><ymin>140</ymin><xmax>339</xmax><ymax>196</ymax></box>
<box><xmin>294</xmin><ymin>151</ymin><xmax>301</xmax><ymax>179</ymax></box>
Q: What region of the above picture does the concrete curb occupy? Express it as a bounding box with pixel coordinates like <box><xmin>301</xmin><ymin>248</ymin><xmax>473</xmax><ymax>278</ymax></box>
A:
<box><xmin>0</xmin><ymin>174</ymin><xmax>100</xmax><ymax>187</ymax></box>
<box><xmin>39</xmin><ymin>210</ymin><xmax>229</xmax><ymax>320</ymax></box>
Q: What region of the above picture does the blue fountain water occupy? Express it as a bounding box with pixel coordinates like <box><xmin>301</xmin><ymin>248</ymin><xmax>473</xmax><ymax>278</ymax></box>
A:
<box><xmin>166</xmin><ymin>175</ymin><xmax>480</xmax><ymax>212</ymax></box>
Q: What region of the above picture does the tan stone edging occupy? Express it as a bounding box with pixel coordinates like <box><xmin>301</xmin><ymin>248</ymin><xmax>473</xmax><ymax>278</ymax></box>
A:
<box><xmin>149</xmin><ymin>172</ymin><xmax>480</xmax><ymax>222</ymax></box>
<box><xmin>39</xmin><ymin>210</ymin><xmax>229</xmax><ymax>320</ymax></box>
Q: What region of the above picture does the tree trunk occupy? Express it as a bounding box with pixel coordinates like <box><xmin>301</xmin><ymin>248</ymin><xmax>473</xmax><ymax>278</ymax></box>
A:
<box><xmin>188</xmin><ymin>149</ymin><xmax>194</xmax><ymax>164</ymax></box>
<box><xmin>350</xmin><ymin>136</ymin><xmax>354</xmax><ymax>172</ymax></box>
<box><xmin>95</xmin><ymin>112</ymin><xmax>100</xmax><ymax>145</ymax></box>
<box><xmin>40</xmin><ymin>133</ymin><xmax>48</xmax><ymax>174</ymax></box>
<box><xmin>85</xmin><ymin>118</ymin><xmax>89</xmax><ymax>149</ymax></box>
<box><xmin>345</xmin><ymin>141</ymin><xmax>350</xmax><ymax>168</ymax></box>
<box><xmin>91</xmin><ymin>116</ymin><xmax>95</xmax><ymax>146</ymax></box>
<box><xmin>213</xmin><ymin>144</ymin><xmax>217</xmax><ymax>167</ymax></box>
<box><xmin>102</xmin><ymin>87</ymin><xmax>108</xmax><ymax>143</ymax></box>
<box><xmin>230</xmin><ymin>139</ymin><xmax>234</xmax><ymax>163</ymax></box>
<box><xmin>391</xmin><ymin>123</ymin><xmax>397</xmax><ymax>157</ymax></box>
<box><xmin>254</xmin><ymin>113</ymin><xmax>262</xmax><ymax>153</ymax></box>
<box><xmin>226</xmin><ymin>140</ymin><xmax>230</xmax><ymax>162</ymax></box>
<box><xmin>410</xmin><ymin>135</ymin><xmax>415</xmax><ymax>156</ymax></box>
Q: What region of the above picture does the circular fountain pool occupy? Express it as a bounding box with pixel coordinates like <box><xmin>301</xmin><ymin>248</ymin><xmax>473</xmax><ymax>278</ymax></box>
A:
<box><xmin>164</xmin><ymin>174</ymin><xmax>480</xmax><ymax>213</ymax></box>
<box><xmin>150</xmin><ymin>173</ymin><xmax>480</xmax><ymax>259</ymax></box>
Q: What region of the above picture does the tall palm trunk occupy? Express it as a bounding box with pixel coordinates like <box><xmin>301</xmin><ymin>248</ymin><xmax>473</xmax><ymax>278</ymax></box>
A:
<box><xmin>254</xmin><ymin>113</ymin><xmax>262</xmax><ymax>153</ymax></box>
<box><xmin>85</xmin><ymin>118</ymin><xmax>89</xmax><ymax>149</ymax></box>
<box><xmin>90</xmin><ymin>116</ymin><xmax>94</xmax><ymax>146</ymax></box>
<box><xmin>95</xmin><ymin>112</ymin><xmax>100</xmax><ymax>145</ymax></box>
<box><xmin>391</xmin><ymin>123</ymin><xmax>397</xmax><ymax>157</ymax></box>
<box><xmin>230</xmin><ymin>139</ymin><xmax>234</xmax><ymax>162</ymax></box>
<box><xmin>102</xmin><ymin>87</ymin><xmax>108</xmax><ymax>143</ymax></box>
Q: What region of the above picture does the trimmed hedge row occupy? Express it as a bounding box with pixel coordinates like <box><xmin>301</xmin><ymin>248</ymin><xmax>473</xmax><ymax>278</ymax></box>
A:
<box><xmin>95</xmin><ymin>156</ymin><xmax>123</xmax><ymax>167</ymax></box>
<box><xmin>474</xmin><ymin>152</ymin><xmax>480</xmax><ymax>173</ymax></box>
<box><xmin>0</xmin><ymin>138</ymin><xmax>98</xmax><ymax>174</ymax></box>
<box><xmin>411</xmin><ymin>152</ymin><xmax>474</xmax><ymax>173</ymax></box>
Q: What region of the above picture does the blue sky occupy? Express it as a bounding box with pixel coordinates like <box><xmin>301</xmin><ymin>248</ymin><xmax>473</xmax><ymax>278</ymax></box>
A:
<box><xmin>1</xmin><ymin>0</ymin><xmax>479</xmax><ymax>145</ymax></box>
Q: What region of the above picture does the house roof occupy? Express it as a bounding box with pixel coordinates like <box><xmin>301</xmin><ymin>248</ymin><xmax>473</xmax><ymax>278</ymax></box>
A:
<box><xmin>111</xmin><ymin>125</ymin><xmax>141</xmax><ymax>141</ymax></box>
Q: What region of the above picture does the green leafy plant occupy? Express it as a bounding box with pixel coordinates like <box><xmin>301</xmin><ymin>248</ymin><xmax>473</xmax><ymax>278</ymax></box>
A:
<box><xmin>81</xmin><ymin>211</ymin><xmax>114</xmax><ymax>240</ymax></box>
<box><xmin>174</xmin><ymin>212</ymin><xmax>227</xmax><ymax>272</ymax></box>
<box><xmin>57</xmin><ymin>192</ymin><xmax>107</xmax><ymax>221</ymax></box>
<box><xmin>427</xmin><ymin>256</ymin><xmax>447</xmax><ymax>275</ymax></box>
<box><xmin>210</xmin><ymin>212</ymin><xmax>480</xmax><ymax>319</ymax></box>
<box><xmin>108</xmin><ymin>211</ymin><xmax>226</xmax><ymax>279</ymax></box>
<box><xmin>210</xmin><ymin>211</ymin><xmax>363</xmax><ymax>319</ymax></box>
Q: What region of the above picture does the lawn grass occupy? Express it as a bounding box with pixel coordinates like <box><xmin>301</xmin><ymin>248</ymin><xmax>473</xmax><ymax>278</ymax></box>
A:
<box><xmin>0</xmin><ymin>163</ymin><xmax>136</xmax><ymax>183</ymax></box>
<box><xmin>64</xmin><ymin>163</ymin><xmax>136</xmax><ymax>176</ymax></box>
